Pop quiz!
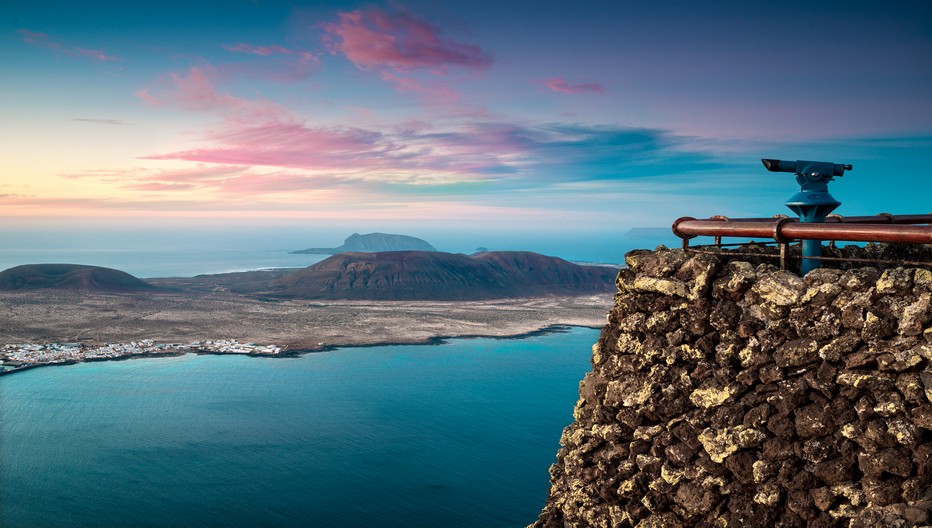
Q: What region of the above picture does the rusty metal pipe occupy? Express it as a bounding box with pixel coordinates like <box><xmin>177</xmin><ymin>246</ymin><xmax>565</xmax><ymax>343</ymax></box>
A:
<box><xmin>673</xmin><ymin>218</ymin><xmax>932</xmax><ymax>245</ymax></box>
<box><xmin>827</xmin><ymin>214</ymin><xmax>932</xmax><ymax>224</ymax></box>
<box><xmin>698</xmin><ymin>214</ymin><xmax>932</xmax><ymax>225</ymax></box>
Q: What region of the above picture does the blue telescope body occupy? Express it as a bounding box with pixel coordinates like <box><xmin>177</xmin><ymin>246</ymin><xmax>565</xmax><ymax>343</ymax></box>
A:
<box><xmin>761</xmin><ymin>158</ymin><xmax>852</xmax><ymax>274</ymax></box>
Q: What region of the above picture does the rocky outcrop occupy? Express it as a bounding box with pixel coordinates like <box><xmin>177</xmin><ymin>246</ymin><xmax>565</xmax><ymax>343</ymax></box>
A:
<box><xmin>533</xmin><ymin>245</ymin><xmax>932</xmax><ymax>527</ymax></box>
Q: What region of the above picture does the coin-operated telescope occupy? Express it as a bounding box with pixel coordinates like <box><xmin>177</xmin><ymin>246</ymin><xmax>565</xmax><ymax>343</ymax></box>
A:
<box><xmin>762</xmin><ymin>158</ymin><xmax>852</xmax><ymax>274</ymax></box>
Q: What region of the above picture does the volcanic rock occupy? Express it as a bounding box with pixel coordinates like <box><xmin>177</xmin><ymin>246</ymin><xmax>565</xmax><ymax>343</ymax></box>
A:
<box><xmin>532</xmin><ymin>244</ymin><xmax>932</xmax><ymax>528</ymax></box>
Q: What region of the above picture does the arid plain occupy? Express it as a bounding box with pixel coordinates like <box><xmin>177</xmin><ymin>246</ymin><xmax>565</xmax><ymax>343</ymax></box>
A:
<box><xmin>0</xmin><ymin>289</ymin><xmax>611</xmax><ymax>351</ymax></box>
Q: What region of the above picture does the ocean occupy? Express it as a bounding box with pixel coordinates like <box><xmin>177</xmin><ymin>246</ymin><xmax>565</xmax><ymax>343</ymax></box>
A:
<box><xmin>0</xmin><ymin>327</ymin><xmax>600</xmax><ymax>528</ymax></box>
<box><xmin>0</xmin><ymin>226</ymin><xmax>674</xmax><ymax>278</ymax></box>
<box><xmin>0</xmin><ymin>229</ymin><xmax>642</xmax><ymax>526</ymax></box>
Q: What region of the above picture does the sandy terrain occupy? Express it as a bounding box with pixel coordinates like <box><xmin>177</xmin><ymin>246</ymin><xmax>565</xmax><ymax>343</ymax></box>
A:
<box><xmin>0</xmin><ymin>290</ymin><xmax>611</xmax><ymax>351</ymax></box>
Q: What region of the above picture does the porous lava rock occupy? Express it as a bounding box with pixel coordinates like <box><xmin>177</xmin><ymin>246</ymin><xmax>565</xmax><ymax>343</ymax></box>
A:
<box><xmin>532</xmin><ymin>244</ymin><xmax>932</xmax><ymax>528</ymax></box>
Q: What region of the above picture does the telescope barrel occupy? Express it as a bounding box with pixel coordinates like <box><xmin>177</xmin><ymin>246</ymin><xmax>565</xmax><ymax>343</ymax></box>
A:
<box><xmin>761</xmin><ymin>159</ymin><xmax>797</xmax><ymax>173</ymax></box>
<box><xmin>761</xmin><ymin>159</ymin><xmax>851</xmax><ymax>177</ymax></box>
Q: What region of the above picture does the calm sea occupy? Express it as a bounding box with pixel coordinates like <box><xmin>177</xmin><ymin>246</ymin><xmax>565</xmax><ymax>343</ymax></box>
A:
<box><xmin>0</xmin><ymin>327</ymin><xmax>599</xmax><ymax>528</ymax></box>
<box><xmin>0</xmin><ymin>227</ymin><xmax>672</xmax><ymax>278</ymax></box>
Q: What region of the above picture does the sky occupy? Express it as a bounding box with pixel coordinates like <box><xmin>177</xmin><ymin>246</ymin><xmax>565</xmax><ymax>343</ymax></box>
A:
<box><xmin>2</xmin><ymin>0</ymin><xmax>931</xmax><ymax>249</ymax></box>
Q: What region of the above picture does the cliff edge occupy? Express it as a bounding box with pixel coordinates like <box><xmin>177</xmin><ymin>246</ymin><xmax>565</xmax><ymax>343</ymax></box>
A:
<box><xmin>533</xmin><ymin>246</ymin><xmax>932</xmax><ymax>527</ymax></box>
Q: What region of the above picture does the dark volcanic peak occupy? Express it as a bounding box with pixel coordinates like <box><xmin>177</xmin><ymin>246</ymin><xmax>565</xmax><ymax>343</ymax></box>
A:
<box><xmin>0</xmin><ymin>264</ymin><xmax>158</xmax><ymax>292</ymax></box>
<box><xmin>291</xmin><ymin>232</ymin><xmax>437</xmax><ymax>255</ymax></box>
<box><xmin>267</xmin><ymin>250</ymin><xmax>617</xmax><ymax>300</ymax></box>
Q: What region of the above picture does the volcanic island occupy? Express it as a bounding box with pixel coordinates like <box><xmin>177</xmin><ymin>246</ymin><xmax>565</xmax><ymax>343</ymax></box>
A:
<box><xmin>0</xmin><ymin>250</ymin><xmax>618</xmax><ymax>373</ymax></box>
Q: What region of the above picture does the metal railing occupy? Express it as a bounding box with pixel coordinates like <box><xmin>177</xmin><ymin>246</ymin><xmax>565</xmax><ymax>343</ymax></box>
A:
<box><xmin>671</xmin><ymin>213</ymin><xmax>932</xmax><ymax>271</ymax></box>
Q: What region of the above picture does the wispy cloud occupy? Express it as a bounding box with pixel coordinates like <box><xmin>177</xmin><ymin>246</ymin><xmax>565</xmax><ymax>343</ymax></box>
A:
<box><xmin>142</xmin><ymin>121</ymin><xmax>401</xmax><ymax>171</ymax></box>
<box><xmin>321</xmin><ymin>7</ymin><xmax>491</xmax><ymax>74</ymax></box>
<box><xmin>221</xmin><ymin>42</ymin><xmax>321</xmax><ymax>81</ymax></box>
<box><xmin>378</xmin><ymin>71</ymin><xmax>460</xmax><ymax>103</ymax></box>
<box><xmin>134</xmin><ymin>66</ymin><xmax>291</xmax><ymax>123</ymax></box>
<box><xmin>62</xmin><ymin>163</ymin><xmax>363</xmax><ymax>198</ymax></box>
<box><xmin>223</xmin><ymin>43</ymin><xmax>293</xmax><ymax>56</ymax></box>
<box><xmin>541</xmin><ymin>78</ymin><xmax>605</xmax><ymax>95</ymax></box>
<box><xmin>62</xmin><ymin>165</ymin><xmax>249</xmax><ymax>185</ymax></box>
<box><xmin>72</xmin><ymin>118</ymin><xmax>129</xmax><ymax>125</ymax></box>
<box><xmin>19</xmin><ymin>29</ymin><xmax>118</xmax><ymax>62</ymax></box>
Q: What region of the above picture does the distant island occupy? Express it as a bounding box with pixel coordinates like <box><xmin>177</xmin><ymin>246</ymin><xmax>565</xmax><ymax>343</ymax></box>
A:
<box><xmin>265</xmin><ymin>250</ymin><xmax>615</xmax><ymax>300</ymax></box>
<box><xmin>291</xmin><ymin>232</ymin><xmax>437</xmax><ymax>254</ymax></box>
<box><xmin>150</xmin><ymin>250</ymin><xmax>616</xmax><ymax>300</ymax></box>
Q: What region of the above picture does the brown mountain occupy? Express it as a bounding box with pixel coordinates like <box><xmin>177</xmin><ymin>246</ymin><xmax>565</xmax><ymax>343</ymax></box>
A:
<box><xmin>265</xmin><ymin>250</ymin><xmax>617</xmax><ymax>300</ymax></box>
<box><xmin>0</xmin><ymin>264</ymin><xmax>159</xmax><ymax>293</ymax></box>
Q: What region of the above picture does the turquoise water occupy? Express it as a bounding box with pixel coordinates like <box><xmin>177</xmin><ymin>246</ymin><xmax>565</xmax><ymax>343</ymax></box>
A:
<box><xmin>0</xmin><ymin>327</ymin><xmax>598</xmax><ymax>528</ymax></box>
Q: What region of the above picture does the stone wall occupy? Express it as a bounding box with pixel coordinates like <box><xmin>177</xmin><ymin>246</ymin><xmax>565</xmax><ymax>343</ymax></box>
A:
<box><xmin>532</xmin><ymin>246</ymin><xmax>932</xmax><ymax>527</ymax></box>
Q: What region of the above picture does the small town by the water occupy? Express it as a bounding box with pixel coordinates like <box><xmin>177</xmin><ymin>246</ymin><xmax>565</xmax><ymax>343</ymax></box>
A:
<box><xmin>0</xmin><ymin>339</ymin><xmax>284</xmax><ymax>374</ymax></box>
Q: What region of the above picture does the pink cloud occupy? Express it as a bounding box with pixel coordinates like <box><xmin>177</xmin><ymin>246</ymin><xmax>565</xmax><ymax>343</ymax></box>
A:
<box><xmin>19</xmin><ymin>29</ymin><xmax>118</xmax><ymax>61</ymax></box>
<box><xmin>143</xmin><ymin>122</ymin><xmax>395</xmax><ymax>170</ymax></box>
<box><xmin>541</xmin><ymin>77</ymin><xmax>605</xmax><ymax>95</ymax></box>
<box><xmin>132</xmin><ymin>64</ymin><xmax>551</xmax><ymax>184</ymax></box>
<box><xmin>321</xmin><ymin>7</ymin><xmax>491</xmax><ymax>74</ymax></box>
<box><xmin>141</xmin><ymin>117</ymin><xmax>528</xmax><ymax>177</ymax></box>
<box><xmin>133</xmin><ymin>89</ymin><xmax>163</xmax><ymax>106</ymax></box>
<box><xmin>134</xmin><ymin>66</ymin><xmax>291</xmax><ymax>121</ymax></box>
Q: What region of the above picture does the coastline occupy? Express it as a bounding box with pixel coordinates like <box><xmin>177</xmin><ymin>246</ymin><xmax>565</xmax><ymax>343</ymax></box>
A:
<box><xmin>0</xmin><ymin>323</ymin><xmax>602</xmax><ymax>377</ymax></box>
<box><xmin>1</xmin><ymin>290</ymin><xmax>609</xmax><ymax>356</ymax></box>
